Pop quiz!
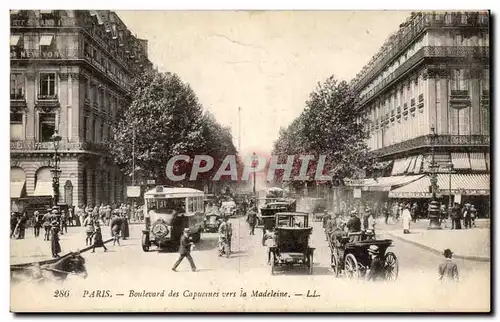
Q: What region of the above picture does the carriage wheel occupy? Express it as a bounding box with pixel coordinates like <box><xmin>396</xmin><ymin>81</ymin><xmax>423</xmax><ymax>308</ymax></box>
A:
<box><xmin>141</xmin><ymin>234</ymin><xmax>150</xmax><ymax>252</ymax></box>
<box><xmin>384</xmin><ymin>252</ymin><xmax>399</xmax><ymax>281</ymax></box>
<box><xmin>344</xmin><ymin>253</ymin><xmax>359</xmax><ymax>280</ymax></box>
<box><xmin>330</xmin><ymin>251</ymin><xmax>340</xmax><ymax>277</ymax></box>
<box><xmin>270</xmin><ymin>252</ymin><xmax>276</xmax><ymax>275</ymax></box>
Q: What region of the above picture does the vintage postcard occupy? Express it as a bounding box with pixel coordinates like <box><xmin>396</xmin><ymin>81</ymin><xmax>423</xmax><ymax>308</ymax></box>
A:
<box><xmin>9</xmin><ymin>9</ymin><xmax>490</xmax><ymax>312</ymax></box>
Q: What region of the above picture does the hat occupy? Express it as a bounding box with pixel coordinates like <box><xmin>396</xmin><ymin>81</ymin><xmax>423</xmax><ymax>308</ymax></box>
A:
<box><xmin>350</xmin><ymin>210</ymin><xmax>357</xmax><ymax>215</ymax></box>
<box><xmin>183</xmin><ymin>228</ymin><xmax>190</xmax><ymax>233</ymax></box>
<box><xmin>443</xmin><ymin>249</ymin><xmax>453</xmax><ymax>257</ymax></box>
<box><xmin>34</xmin><ymin>211</ymin><xmax>39</xmax><ymax>215</ymax></box>
<box><xmin>368</xmin><ymin>245</ymin><xmax>379</xmax><ymax>254</ymax></box>
<box><xmin>51</xmin><ymin>210</ymin><xmax>59</xmax><ymax>214</ymax></box>
<box><xmin>51</xmin><ymin>220</ymin><xmax>58</xmax><ymax>226</ymax></box>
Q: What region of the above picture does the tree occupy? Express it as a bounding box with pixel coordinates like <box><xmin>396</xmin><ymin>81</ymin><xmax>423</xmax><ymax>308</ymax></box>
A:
<box><xmin>272</xmin><ymin>75</ymin><xmax>376</xmax><ymax>186</ymax></box>
<box><xmin>109</xmin><ymin>71</ymin><xmax>205</xmax><ymax>185</ymax></box>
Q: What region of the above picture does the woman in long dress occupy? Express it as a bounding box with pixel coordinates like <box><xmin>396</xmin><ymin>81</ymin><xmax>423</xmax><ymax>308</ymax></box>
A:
<box><xmin>401</xmin><ymin>203</ymin><xmax>412</xmax><ymax>234</ymax></box>
<box><xmin>120</xmin><ymin>213</ymin><xmax>130</xmax><ymax>240</ymax></box>
<box><xmin>50</xmin><ymin>221</ymin><xmax>61</xmax><ymax>258</ymax></box>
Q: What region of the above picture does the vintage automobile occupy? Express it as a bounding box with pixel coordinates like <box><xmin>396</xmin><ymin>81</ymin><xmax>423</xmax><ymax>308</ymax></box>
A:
<box><xmin>329</xmin><ymin>230</ymin><xmax>399</xmax><ymax>281</ymax></box>
<box><xmin>204</xmin><ymin>211</ymin><xmax>223</xmax><ymax>233</ymax></box>
<box><xmin>259</xmin><ymin>200</ymin><xmax>296</xmax><ymax>246</ymax></box>
<box><xmin>141</xmin><ymin>186</ymin><xmax>204</xmax><ymax>252</ymax></box>
<box><xmin>268</xmin><ymin>212</ymin><xmax>315</xmax><ymax>275</ymax></box>
<box><xmin>220</xmin><ymin>200</ymin><xmax>237</xmax><ymax>217</ymax></box>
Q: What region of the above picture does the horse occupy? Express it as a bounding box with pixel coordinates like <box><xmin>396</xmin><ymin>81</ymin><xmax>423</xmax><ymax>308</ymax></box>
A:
<box><xmin>11</xmin><ymin>252</ymin><xmax>88</xmax><ymax>284</ymax></box>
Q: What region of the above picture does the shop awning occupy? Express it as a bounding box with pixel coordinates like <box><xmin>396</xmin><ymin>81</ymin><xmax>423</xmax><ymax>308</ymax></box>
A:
<box><xmin>451</xmin><ymin>152</ymin><xmax>471</xmax><ymax>170</ymax></box>
<box><xmin>391</xmin><ymin>158</ymin><xmax>409</xmax><ymax>176</ymax></box>
<box><xmin>11</xmin><ymin>181</ymin><xmax>25</xmax><ymax>199</ymax></box>
<box><xmin>33</xmin><ymin>181</ymin><xmax>54</xmax><ymax>197</ymax></box>
<box><xmin>388</xmin><ymin>173</ymin><xmax>490</xmax><ymax>198</ymax></box>
<box><xmin>470</xmin><ymin>153</ymin><xmax>487</xmax><ymax>171</ymax></box>
<box><xmin>406</xmin><ymin>156</ymin><xmax>418</xmax><ymax>173</ymax></box>
<box><xmin>40</xmin><ymin>10</ymin><xmax>53</xmax><ymax>14</ymax></box>
<box><xmin>364</xmin><ymin>175</ymin><xmax>425</xmax><ymax>192</ymax></box>
<box><xmin>10</xmin><ymin>35</ymin><xmax>20</xmax><ymax>46</ymax></box>
<box><xmin>413</xmin><ymin>154</ymin><xmax>424</xmax><ymax>173</ymax></box>
<box><xmin>39</xmin><ymin>35</ymin><xmax>54</xmax><ymax>46</ymax></box>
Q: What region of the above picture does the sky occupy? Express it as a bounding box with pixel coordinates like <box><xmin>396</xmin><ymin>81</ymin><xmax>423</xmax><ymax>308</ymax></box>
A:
<box><xmin>117</xmin><ymin>10</ymin><xmax>411</xmax><ymax>155</ymax></box>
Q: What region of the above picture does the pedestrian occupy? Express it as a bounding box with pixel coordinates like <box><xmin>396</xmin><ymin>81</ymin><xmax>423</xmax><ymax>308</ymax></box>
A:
<box><xmin>50</xmin><ymin>220</ymin><xmax>61</xmax><ymax>258</ymax></box>
<box><xmin>438</xmin><ymin>249</ymin><xmax>459</xmax><ymax>282</ymax></box>
<box><xmin>411</xmin><ymin>203</ymin><xmax>418</xmax><ymax>223</ymax></box>
<box><xmin>120</xmin><ymin>213</ymin><xmax>130</xmax><ymax>240</ymax></box>
<box><xmin>366</xmin><ymin>210</ymin><xmax>376</xmax><ymax>238</ymax></box>
<box><xmin>383</xmin><ymin>201</ymin><xmax>390</xmax><ymax>225</ymax></box>
<box><xmin>451</xmin><ymin>203</ymin><xmax>462</xmax><ymax>230</ymax></box>
<box><xmin>346</xmin><ymin>210</ymin><xmax>362</xmax><ymax>242</ymax></box>
<box><xmin>470</xmin><ymin>204</ymin><xmax>477</xmax><ymax>227</ymax></box>
<box><xmin>111</xmin><ymin>213</ymin><xmax>122</xmax><ymax>246</ymax></box>
<box><xmin>16</xmin><ymin>211</ymin><xmax>27</xmax><ymax>239</ymax></box>
<box><xmin>91</xmin><ymin>222</ymin><xmax>107</xmax><ymax>253</ymax></box>
<box><xmin>401</xmin><ymin>203</ymin><xmax>412</xmax><ymax>234</ymax></box>
<box><xmin>33</xmin><ymin>211</ymin><xmax>42</xmax><ymax>238</ymax></box>
<box><xmin>463</xmin><ymin>203</ymin><xmax>472</xmax><ymax>229</ymax></box>
<box><xmin>83</xmin><ymin>215</ymin><xmax>95</xmax><ymax>246</ymax></box>
<box><xmin>42</xmin><ymin>211</ymin><xmax>52</xmax><ymax>241</ymax></box>
<box><xmin>172</xmin><ymin>228</ymin><xmax>197</xmax><ymax>272</ymax></box>
<box><xmin>60</xmin><ymin>210</ymin><xmax>68</xmax><ymax>234</ymax></box>
<box><xmin>366</xmin><ymin>245</ymin><xmax>384</xmax><ymax>281</ymax></box>
<box><xmin>246</xmin><ymin>207</ymin><xmax>257</xmax><ymax>235</ymax></box>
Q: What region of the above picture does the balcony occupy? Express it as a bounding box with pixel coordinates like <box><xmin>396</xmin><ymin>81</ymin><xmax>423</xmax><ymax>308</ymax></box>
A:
<box><xmin>352</xmin><ymin>12</ymin><xmax>489</xmax><ymax>90</ymax></box>
<box><xmin>357</xmin><ymin>46</ymin><xmax>489</xmax><ymax>108</ymax></box>
<box><xmin>372</xmin><ymin>134</ymin><xmax>490</xmax><ymax>157</ymax></box>
<box><xmin>449</xmin><ymin>90</ymin><xmax>471</xmax><ymax>108</ymax></box>
<box><xmin>10</xmin><ymin>140</ymin><xmax>109</xmax><ymax>153</ymax></box>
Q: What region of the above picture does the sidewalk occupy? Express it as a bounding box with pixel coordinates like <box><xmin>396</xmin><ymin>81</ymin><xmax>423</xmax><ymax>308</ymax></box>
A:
<box><xmin>378</xmin><ymin>219</ymin><xmax>490</xmax><ymax>262</ymax></box>
<box><xmin>10</xmin><ymin>225</ymin><xmax>114</xmax><ymax>266</ymax></box>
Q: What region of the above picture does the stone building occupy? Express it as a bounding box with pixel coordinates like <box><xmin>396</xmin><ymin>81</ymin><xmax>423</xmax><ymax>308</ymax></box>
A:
<box><xmin>10</xmin><ymin>10</ymin><xmax>153</xmax><ymax>211</ymax></box>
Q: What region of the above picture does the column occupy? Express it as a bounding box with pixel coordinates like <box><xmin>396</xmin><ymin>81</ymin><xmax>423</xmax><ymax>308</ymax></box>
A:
<box><xmin>25</xmin><ymin>72</ymin><xmax>36</xmax><ymax>140</ymax></box>
<box><xmin>427</xmin><ymin>75</ymin><xmax>436</xmax><ymax>133</ymax></box>
<box><xmin>470</xmin><ymin>76</ymin><xmax>481</xmax><ymax>134</ymax></box>
<box><xmin>87</xmin><ymin>169</ymin><xmax>93</xmax><ymax>206</ymax></box>
<box><xmin>109</xmin><ymin>171</ymin><xmax>115</xmax><ymax>204</ymax></box>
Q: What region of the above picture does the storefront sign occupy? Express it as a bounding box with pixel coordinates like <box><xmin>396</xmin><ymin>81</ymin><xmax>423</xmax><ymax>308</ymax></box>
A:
<box><xmin>127</xmin><ymin>186</ymin><xmax>141</xmax><ymax>198</ymax></box>
<box><xmin>11</xmin><ymin>50</ymin><xmax>63</xmax><ymax>59</ymax></box>
<box><xmin>353</xmin><ymin>188</ymin><xmax>362</xmax><ymax>199</ymax></box>
<box><xmin>146</xmin><ymin>180</ymin><xmax>156</xmax><ymax>185</ymax></box>
<box><xmin>454</xmin><ymin>194</ymin><xmax>462</xmax><ymax>204</ymax></box>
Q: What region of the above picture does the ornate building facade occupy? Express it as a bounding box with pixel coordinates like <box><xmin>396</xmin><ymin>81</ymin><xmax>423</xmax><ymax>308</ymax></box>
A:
<box><xmin>10</xmin><ymin>10</ymin><xmax>153</xmax><ymax>210</ymax></box>
<box><xmin>351</xmin><ymin>11</ymin><xmax>490</xmax><ymax>214</ymax></box>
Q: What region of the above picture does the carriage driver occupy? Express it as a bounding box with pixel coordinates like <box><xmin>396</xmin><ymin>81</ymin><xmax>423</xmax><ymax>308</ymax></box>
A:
<box><xmin>366</xmin><ymin>245</ymin><xmax>385</xmax><ymax>281</ymax></box>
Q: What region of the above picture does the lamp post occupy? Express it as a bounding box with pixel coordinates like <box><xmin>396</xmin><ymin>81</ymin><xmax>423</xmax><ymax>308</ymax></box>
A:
<box><xmin>251</xmin><ymin>152</ymin><xmax>258</xmax><ymax>195</ymax></box>
<box><xmin>427</xmin><ymin>125</ymin><xmax>441</xmax><ymax>230</ymax></box>
<box><xmin>50</xmin><ymin>130</ymin><xmax>62</xmax><ymax>206</ymax></box>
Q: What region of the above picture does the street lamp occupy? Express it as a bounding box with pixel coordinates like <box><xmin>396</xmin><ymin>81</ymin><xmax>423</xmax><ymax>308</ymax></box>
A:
<box><xmin>50</xmin><ymin>130</ymin><xmax>62</xmax><ymax>206</ymax></box>
<box><xmin>251</xmin><ymin>152</ymin><xmax>258</xmax><ymax>195</ymax></box>
<box><xmin>427</xmin><ymin>125</ymin><xmax>442</xmax><ymax>230</ymax></box>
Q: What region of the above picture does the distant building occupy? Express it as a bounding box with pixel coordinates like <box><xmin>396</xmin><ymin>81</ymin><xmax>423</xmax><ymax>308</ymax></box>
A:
<box><xmin>351</xmin><ymin>11</ymin><xmax>490</xmax><ymax>215</ymax></box>
<box><xmin>10</xmin><ymin>10</ymin><xmax>153</xmax><ymax>211</ymax></box>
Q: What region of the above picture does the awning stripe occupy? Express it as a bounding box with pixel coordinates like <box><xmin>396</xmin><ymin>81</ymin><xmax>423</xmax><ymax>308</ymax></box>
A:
<box><xmin>33</xmin><ymin>181</ymin><xmax>54</xmax><ymax>197</ymax></box>
<box><xmin>364</xmin><ymin>175</ymin><xmax>425</xmax><ymax>192</ymax></box>
<box><xmin>39</xmin><ymin>35</ymin><xmax>54</xmax><ymax>46</ymax></box>
<box><xmin>10</xmin><ymin>35</ymin><xmax>20</xmax><ymax>46</ymax></box>
<box><xmin>11</xmin><ymin>181</ymin><xmax>25</xmax><ymax>199</ymax></box>
<box><xmin>470</xmin><ymin>153</ymin><xmax>487</xmax><ymax>171</ymax></box>
<box><xmin>388</xmin><ymin>173</ymin><xmax>490</xmax><ymax>198</ymax></box>
<box><xmin>451</xmin><ymin>152</ymin><xmax>471</xmax><ymax>170</ymax></box>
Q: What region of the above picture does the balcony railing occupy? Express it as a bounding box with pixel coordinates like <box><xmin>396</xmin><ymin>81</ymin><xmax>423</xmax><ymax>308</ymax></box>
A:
<box><xmin>373</xmin><ymin>134</ymin><xmax>490</xmax><ymax>156</ymax></box>
<box><xmin>10</xmin><ymin>140</ymin><xmax>109</xmax><ymax>152</ymax></box>
<box><xmin>10</xmin><ymin>12</ymin><xmax>78</xmax><ymax>28</ymax></box>
<box><xmin>37</xmin><ymin>94</ymin><xmax>58</xmax><ymax>100</ymax></box>
<box><xmin>10</xmin><ymin>93</ymin><xmax>25</xmax><ymax>100</ymax></box>
<box><xmin>357</xmin><ymin>46</ymin><xmax>489</xmax><ymax>108</ymax></box>
<box><xmin>352</xmin><ymin>12</ymin><xmax>489</xmax><ymax>90</ymax></box>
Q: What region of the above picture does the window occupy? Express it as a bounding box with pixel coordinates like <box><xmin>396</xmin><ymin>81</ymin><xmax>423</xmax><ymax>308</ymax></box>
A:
<box><xmin>92</xmin><ymin>119</ymin><xmax>96</xmax><ymax>142</ymax></box>
<box><xmin>83</xmin><ymin>115</ymin><xmax>88</xmax><ymax>141</ymax></box>
<box><xmin>84</xmin><ymin>78</ymin><xmax>90</xmax><ymax>99</ymax></box>
<box><xmin>84</xmin><ymin>42</ymin><xmax>91</xmax><ymax>58</ymax></box>
<box><xmin>450</xmin><ymin>69</ymin><xmax>469</xmax><ymax>92</ymax></box>
<box><xmin>39</xmin><ymin>73</ymin><xmax>57</xmax><ymax>98</ymax></box>
<box><xmin>99</xmin><ymin>89</ymin><xmax>104</xmax><ymax>107</ymax></box>
<box><xmin>91</xmin><ymin>84</ymin><xmax>97</xmax><ymax>103</ymax></box>
<box><xmin>24</xmin><ymin>34</ymin><xmax>37</xmax><ymax>50</ymax></box>
<box><xmin>10</xmin><ymin>113</ymin><xmax>23</xmax><ymax>140</ymax></box>
<box><xmin>39</xmin><ymin>113</ymin><xmax>55</xmax><ymax>142</ymax></box>
<box><xmin>481</xmin><ymin>69</ymin><xmax>489</xmax><ymax>93</ymax></box>
<box><xmin>10</xmin><ymin>73</ymin><xmax>24</xmax><ymax>99</ymax></box>
<box><xmin>100</xmin><ymin>122</ymin><xmax>105</xmax><ymax>141</ymax></box>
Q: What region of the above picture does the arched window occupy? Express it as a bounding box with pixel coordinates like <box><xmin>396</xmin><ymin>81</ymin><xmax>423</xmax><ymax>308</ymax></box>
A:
<box><xmin>64</xmin><ymin>180</ymin><xmax>73</xmax><ymax>205</ymax></box>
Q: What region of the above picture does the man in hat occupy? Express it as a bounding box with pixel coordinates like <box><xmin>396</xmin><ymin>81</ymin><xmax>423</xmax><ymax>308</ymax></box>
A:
<box><xmin>451</xmin><ymin>202</ymin><xmax>462</xmax><ymax>230</ymax></box>
<box><xmin>246</xmin><ymin>207</ymin><xmax>258</xmax><ymax>236</ymax></box>
<box><xmin>172</xmin><ymin>228</ymin><xmax>197</xmax><ymax>272</ymax></box>
<box><xmin>470</xmin><ymin>204</ymin><xmax>477</xmax><ymax>227</ymax></box>
<box><xmin>366</xmin><ymin>245</ymin><xmax>384</xmax><ymax>281</ymax></box>
<box><xmin>50</xmin><ymin>220</ymin><xmax>61</xmax><ymax>258</ymax></box>
<box><xmin>438</xmin><ymin>249</ymin><xmax>459</xmax><ymax>282</ymax></box>
<box><xmin>91</xmin><ymin>221</ymin><xmax>107</xmax><ymax>253</ymax></box>
<box><xmin>462</xmin><ymin>203</ymin><xmax>472</xmax><ymax>229</ymax></box>
<box><xmin>346</xmin><ymin>210</ymin><xmax>362</xmax><ymax>242</ymax></box>
<box><xmin>33</xmin><ymin>211</ymin><xmax>42</xmax><ymax>238</ymax></box>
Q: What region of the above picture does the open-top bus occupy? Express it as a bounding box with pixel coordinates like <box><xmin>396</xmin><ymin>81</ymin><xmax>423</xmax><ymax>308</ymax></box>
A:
<box><xmin>142</xmin><ymin>186</ymin><xmax>204</xmax><ymax>252</ymax></box>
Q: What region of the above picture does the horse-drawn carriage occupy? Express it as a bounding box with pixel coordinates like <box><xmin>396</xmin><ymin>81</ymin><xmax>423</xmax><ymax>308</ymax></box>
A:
<box><xmin>268</xmin><ymin>212</ymin><xmax>315</xmax><ymax>275</ymax></box>
<box><xmin>328</xmin><ymin>229</ymin><xmax>398</xmax><ymax>281</ymax></box>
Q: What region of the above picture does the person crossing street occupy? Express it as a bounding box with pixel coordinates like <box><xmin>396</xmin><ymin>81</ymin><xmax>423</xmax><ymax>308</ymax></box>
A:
<box><xmin>246</xmin><ymin>207</ymin><xmax>258</xmax><ymax>235</ymax></box>
<box><xmin>172</xmin><ymin>228</ymin><xmax>197</xmax><ymax>272</ymax></box>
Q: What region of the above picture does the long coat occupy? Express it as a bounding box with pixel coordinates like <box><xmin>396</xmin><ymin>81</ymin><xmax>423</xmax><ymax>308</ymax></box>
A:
<box><xmin>120</xmin><ymin>217</ymin><xmax>130</xmax><ymax>238</ymax></box>
<box><xmin>93</xmin><ymin>227</ymin><xmax>105</xmax><ymax>246</ymax></box>
<box><xmin>50</xmin><ymin>226</ymin><xmax>61</xmax><ymax>255</ymax></box>
<box><xmin>401</xmin><ymin>209</ymin><xmax>412</xmax><ymax>231</ymax></box>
